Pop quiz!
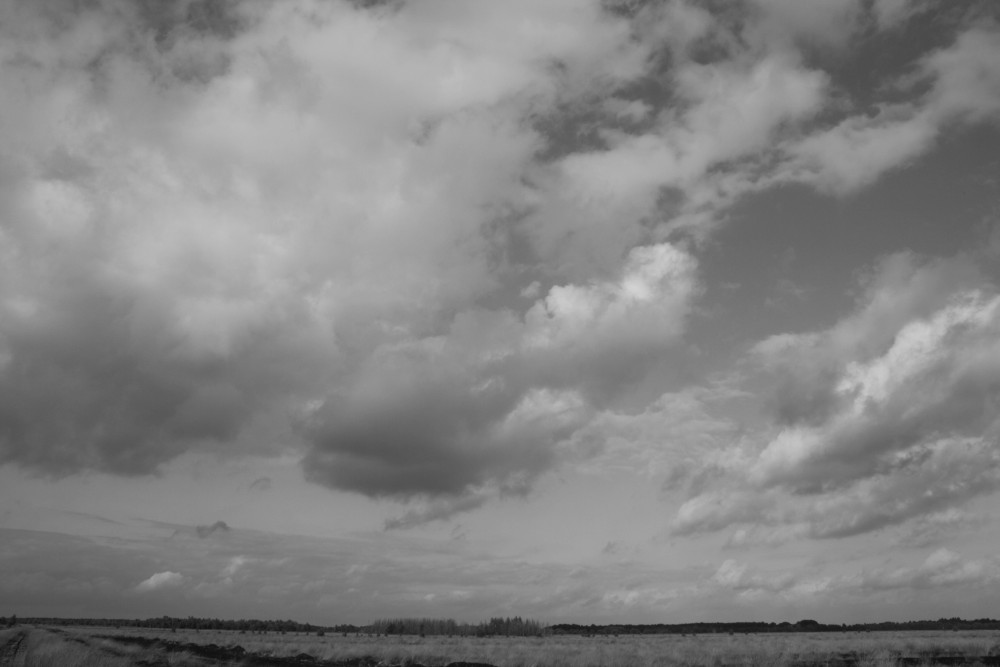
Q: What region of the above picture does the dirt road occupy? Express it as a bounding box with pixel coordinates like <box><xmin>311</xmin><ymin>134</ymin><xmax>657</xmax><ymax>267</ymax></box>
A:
<box><xmin>0</xmin><ymin>630</ymin><xmax>26</xmax><ymax>666</ymax></box>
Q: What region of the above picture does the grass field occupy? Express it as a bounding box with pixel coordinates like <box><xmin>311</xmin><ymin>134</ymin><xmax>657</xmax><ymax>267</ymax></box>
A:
<box><xmin>47</xmin><ymin>625</ymin><xmax>1000</xmax><ymax>667</ymax></box>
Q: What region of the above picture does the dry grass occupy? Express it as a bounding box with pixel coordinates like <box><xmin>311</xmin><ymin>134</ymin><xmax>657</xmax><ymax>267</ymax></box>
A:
<box><xmin>1</xmin><ymin>628</ymin><xmax>205</xmax><ymax>667</ymax></box>
<box><xmin>59</xmin><ymin>626</ymin><xmax>1000</xmax><ymax>667</ymax></box>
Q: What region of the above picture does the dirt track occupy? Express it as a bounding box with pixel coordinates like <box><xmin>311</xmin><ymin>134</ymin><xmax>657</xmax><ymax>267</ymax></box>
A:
<box><xmin>0</xmin><ymin>630</ymin><xmax>26</xmax><ymax>666</ymax></box>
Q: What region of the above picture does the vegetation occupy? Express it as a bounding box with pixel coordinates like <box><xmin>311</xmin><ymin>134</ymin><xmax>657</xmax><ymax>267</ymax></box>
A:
<box><xmin>17</xmin><ymin>614</ymin><xmax>546</xmax><ymax>637</ymax></box>
<box><xmin>10</xmin><ymin>615</ymin><xmax>1000</xmax><ymax>667</ymax></box>
<box><xmin>58</xmin><ymin>625</ymin><xmax>1000</xmax><ymax>667</ymax></box>
<box><xmin>549</xmin><ymin>618</ymin><xmax>1000</xmax><ymax>635</ymax></box>
<box><xmin>17</xmin><ymin>615</ymin><xmax>1000</xmax><ymax>637</ymax></box>
<box><xmin>16</xmin><ymin>615</ymin><xmax>341</xmax><ymax>634</ymax></box>
<box><xmin>370</xmin><ymin>616</ymin><xmax>546</xmax><ymax>637</ymax></box>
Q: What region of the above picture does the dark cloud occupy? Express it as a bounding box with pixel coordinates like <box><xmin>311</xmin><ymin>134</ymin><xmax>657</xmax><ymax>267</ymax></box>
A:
<box><xmin>0</xmin><ymin>268</ymin><xmax>312</xmax><ymax>475</ymax></box>
<box><xmin>0</xmin><ymin>0</ymin><xmax>694</xmax><ymax>512</ymax></box>
<box><xmin>301</xmin><ymin>365</ymin><xmax>573</xmax><ymax>502</ymax></box>
<box><xmin>248</xmin><ymin>477</ymin><xmax>272</xmax><ymax>493</ymax></box>
<box><xmin>6</xmin><ymin>0</ymin><xmax>998</xmax><ymax>530</ymax></box>
<box><xmin>0</xmin><ymin>0</ymin><xmax>331</xmax><ymax>477</ymax></box>
<box><xmin>195</xmin><ymin>521</ymin><xmax>231</xmax><ymax>539</ymax></box>
<box><xmin>300</xmin><ymin>243</ymin><xmax>696</xmax><ymax>511</ymax></box>
<box><xmin>130</xmin><ymin>0</ymin><xmax>246</xmax><ymax>43</ymax></box>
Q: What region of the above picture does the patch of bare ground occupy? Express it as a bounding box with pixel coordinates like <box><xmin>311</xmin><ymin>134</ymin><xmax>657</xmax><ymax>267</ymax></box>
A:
<box><xmin>0</xmin><ymin>629</ymin><xmax>27</xmax><ymax>665</ymax></box>
<box><xmin>0</xmin><ymin>627</ymin><xmax>209</xmax><ymax>666</ymax></box>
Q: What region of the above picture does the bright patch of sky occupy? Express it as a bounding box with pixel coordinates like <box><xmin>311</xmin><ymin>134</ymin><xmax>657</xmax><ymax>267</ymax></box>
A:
<box><xmin>2</xmin><ymin>0</ymin><xmax>1000</xmax><ymax>625</ymax></box>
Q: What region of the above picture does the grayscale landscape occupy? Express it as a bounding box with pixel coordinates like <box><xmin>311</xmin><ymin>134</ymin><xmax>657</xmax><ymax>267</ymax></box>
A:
<box><xmin>2</xmin><ymin>0</ymin><xmax>1000</xmax><ymax>665</ymax></box>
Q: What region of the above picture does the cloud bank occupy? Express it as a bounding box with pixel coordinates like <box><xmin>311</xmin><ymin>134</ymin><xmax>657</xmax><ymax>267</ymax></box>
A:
<box><xmin>2</xmin><ymin>0</ymin><xmax>999</xmax><ymax>525</ymax></box>
<box><xmin>673</xmin><ymin>252</ymin><xmax>1000</xmax><ymax>542</ymax></box>
<box><xmin>135</xmin><ymin>571</ymin><xmax>184</xmax><ymax>593</ymax></box>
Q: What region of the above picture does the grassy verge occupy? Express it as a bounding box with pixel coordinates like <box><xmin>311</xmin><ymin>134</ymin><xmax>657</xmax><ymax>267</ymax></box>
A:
<box><xmin>60</xmin><ymin>626</ymin><xmax>1000</xmax><ymax>667</ymax></box>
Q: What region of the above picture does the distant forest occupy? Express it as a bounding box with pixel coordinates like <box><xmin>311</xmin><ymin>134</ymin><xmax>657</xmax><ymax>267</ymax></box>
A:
<box><xmin>7</xmin><ymin>615</ymin><xmax>1000</xmax><ymax>636</ymax></box>
<box><xmin>5</xmin><ymin>615</ymin><xmax>545</xmax><ymax>637</ymax></box>
<box><xmin>549</xmin><ymin>618</ymin><xmax>1000</xmax><ymax>635</ymax></box>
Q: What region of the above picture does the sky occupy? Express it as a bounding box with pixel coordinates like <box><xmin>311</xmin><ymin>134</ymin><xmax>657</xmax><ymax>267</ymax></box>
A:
<box><xmin>1</xmin><ymin>0</ymin><xmax>1000</xmax><ymax>626</ymax></box>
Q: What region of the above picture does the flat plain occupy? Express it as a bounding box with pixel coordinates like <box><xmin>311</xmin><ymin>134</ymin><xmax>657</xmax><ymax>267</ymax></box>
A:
<box><xmin>5</xmin><ymin>625</ymin><xmax>1000</xmax><ymax>667</ymax></box>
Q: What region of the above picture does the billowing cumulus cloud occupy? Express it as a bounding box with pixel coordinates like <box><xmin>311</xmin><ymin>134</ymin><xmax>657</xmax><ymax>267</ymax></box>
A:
<box><xmin>672</xmin><ymin>252</ymin><xmax>1000</xmax><ymax>540</ymax></box>
<box><xmin>753</xmin><ymin>260</ymin><xmax>1000</xmax><ymax>495</ymax></box>
<box><xmin>0</xmin><ymin>0</ymin><xmax>713</xmax><ymax>522</ymax></box>
<box><xmin>2</xmin><ymin>0</ymin><xmax>999</xmax><ymax>529</ymax></box>
<box><xmin>134</xmin><ymin>570</ymin><xmax>184</xmax><ymax>593</ymax></box>
<box><xmin>301</xmin><ymin>242</ymin><xmax>698</xmax><ymax>504</ymax></box>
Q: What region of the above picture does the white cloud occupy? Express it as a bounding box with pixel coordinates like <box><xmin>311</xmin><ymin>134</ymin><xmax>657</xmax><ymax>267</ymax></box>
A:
<box><xmin>222</xmin><ymin>556</ymin><xmax>249</xmax><ymax>578</ymax></box>
<box><xmin>135</xmin><ymin>571</ymin><xmax>184</xmax><ymax>593</ymax></box>
<box><xmin>787</xmin><ymin>108</ymin><xmax>937</xmax><ymax>194</ymax></box>
<box><xmin>2</xmin><ymin>0</ymin><xmax>999</xmax><ymax>529</ymax></box>
<box><xmin>671</xmin><ymin>253</ymin><xmax>1000</xmax><ymax>539</ymax></box>
<box><xmin>752</xmin><ymin>290</ymin><xmax>1000</xmax><ymax>492</ymax></box>
<box><xmin>711</xmin><ymin>559</ymin><xmax>797</xmax><ymax>594</ymax></box>
<box><xmin>572</xmin><ymin>382</ymin><xmax>745</xmax><ymax>479</ymax></box>
<box><xmin>857</xmin><ymin>549</ymin><xmax>1000</xmax><ymax>591</ymax></box>
<box><xmin>776</xmin><ymin>24</ymin><xmax>1000</xmax><ymax>194</ymax></box>
<box><xmin>301</xmin><ymin>241</ymin><xmax>697</xmax><ymax>516</ymax></box>
<box><xmin>703</xmin><ymin>548</ymin><xmax>1000</xmax><ymax>603</ymax></box>
<box><xmin>0</xmin><ymin>0</ymin><xmax>675</xmax><ymax>494</ymax></box>
<box><xmin>924</xmin><ymin>27</ymin><xmax>1000</xmax><ymax>124</ymax></box>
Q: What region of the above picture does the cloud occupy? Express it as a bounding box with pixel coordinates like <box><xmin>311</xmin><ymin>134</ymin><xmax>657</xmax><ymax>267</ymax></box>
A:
<box><xmin>195</xmin><ymin>521</ymin><xmax>231</xmax><ymax>538</ymax></box>
<box><xmin>871</xmin><ymin>0</ymin><xmax>932</xmax><ymax>30</ymax></box>
<box><xmin>2</xmin><ymin>0</ymin><xmax>999</xmax><ymax>526</ymax></box>
<box><xmin>248</xmin><ymin>477</ymin><xmax>272</xmax><ymax>493</ymax></box>
<box><xmin>746</xmin><ymin>0</ymin><xmax>863</xmax><ymax>51</ymax></box>
<box><xmin>857</xmin><ymin>549</ymin><xmax>1000</xmax><ymax>592</ymax></box>
<box><xmin>0</xmin><ymin>0</ymin><xmax>673</xmax><ymax>491</ymax></box>
<box><xmin>896</xmin><ymin>509</ymin><xmax>985</xmax><ymax>548</ymax></box>
<box><xmin>301</xmin><ymin>241</ymin><xmax>698</xmax><ymax>510</ymax></box>
<box><xmin>711</xmin><ymin>559</ymin><xmax>796</xmax><ymax>594</ymax></box>
<box><xmin>704</xmin><ymin>549</ymin><xmax>1000</xmax><ymax>603</ymax></box>
<box><xmin>135</xmin><ymin>571</ymin><xmax>184</xmax><ymax>593</ymax></box>
<box><xmin>787</xmin><ymin>107</ymin><xmax>938</xmax><ymax>194</ymax></box>
<box><xmin>672</xmin><ymin>252</ymin><xmax>1000</xmax><ymax>539</ymax></box>
<box><xmin>384</xmin><ymin>494</ymin><xmax>492</xmax><ymax>531</ymax></box>
<box><xmin>777</xmin><ymin>23</ymin><xmax>1000</xmax><ymax>194</ymax></box>
<box><xmin>221</xmin><ymin>555</ymin><xmax>249</xmax><ymax>578</ymax></box>
<box><xmin>753</xmin><ymin>288</ymin><xmax>1000</xmax><ymax>493</ymax></box>
<box><xmin>923</xmin><ymin>26</ymin><xmax>1000</xmax><ymax>124</ymax></box>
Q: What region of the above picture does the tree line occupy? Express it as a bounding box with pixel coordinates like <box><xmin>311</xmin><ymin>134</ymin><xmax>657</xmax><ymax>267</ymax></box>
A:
<box><xmin>6</xmin><ymin>614</ymin><xmax>545</xmax><ymax>636</ymax></box>
<box><xmin>10</xmin><ymin>615</ymin><xmax>1000</xmax><ymax>636</ymax></box>
<box><xmin>370</xmin><ymin>616</ymin><xmax>546</xmax><ymax>637</ymax></box>
<box><xmin>8</xmin><ymin>616</ymin><xmax>342</xmax><ymax>634</ymax></box>
<box><xmin>549</xmin><ymin>618</ymin><xmax>1000</xmax><ymax>635</ymax></box>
